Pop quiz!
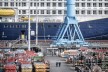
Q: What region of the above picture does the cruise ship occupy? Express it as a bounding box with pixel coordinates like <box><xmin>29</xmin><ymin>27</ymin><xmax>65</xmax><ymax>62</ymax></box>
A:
<box><xmin>0</xmin><ymin>0</ymin><xmax>108</xmax><ymax>40</ymax></box>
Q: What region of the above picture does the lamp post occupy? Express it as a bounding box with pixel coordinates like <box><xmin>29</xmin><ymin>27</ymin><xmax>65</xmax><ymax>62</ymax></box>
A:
<box><xmin>36</xmin><ymin>1</ymin><xmax>38</xmax><ymax>46</ymax></box>
<box><xmin>28</xmin><ymin>0</ymin><xmax>31</xmax><ymax>51</ymax></box>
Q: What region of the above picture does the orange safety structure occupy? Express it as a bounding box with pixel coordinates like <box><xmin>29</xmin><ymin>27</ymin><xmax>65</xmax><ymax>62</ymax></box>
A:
<box><xmin>0</xmin><ymin>9</ymin><xmax>15</xmax><ymax>16</ymax></box>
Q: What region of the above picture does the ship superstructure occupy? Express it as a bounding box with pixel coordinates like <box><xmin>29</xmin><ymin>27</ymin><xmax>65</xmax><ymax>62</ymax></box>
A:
<box><xmin>0</xmin><ymin>0</ymin><xmax>108</xmax><ymax>23</ymax></box>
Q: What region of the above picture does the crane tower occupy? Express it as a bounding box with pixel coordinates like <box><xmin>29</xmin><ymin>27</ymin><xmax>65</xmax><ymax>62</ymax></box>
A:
<box><xmin>51</xmin><ymin>0</ymin><xmax>87</xmax><ymax>48</ymax></box>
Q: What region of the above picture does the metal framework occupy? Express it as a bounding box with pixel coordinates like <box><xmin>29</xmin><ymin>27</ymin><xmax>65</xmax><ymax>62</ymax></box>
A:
<box><xmin>51</xmin><ymin>0</ymin><xmax>87</xmax><ymax>48</ymax></box>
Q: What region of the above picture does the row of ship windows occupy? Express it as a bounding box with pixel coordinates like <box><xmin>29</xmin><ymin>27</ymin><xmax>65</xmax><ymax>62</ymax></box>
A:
<box><xmin>0</xmin><ymin>0</ymin><xmax>107</xmax><ymax>1</ymax></box>
<box><xmin>0</xmin><ymin>2</ymin><xmax>64</xmax><ymax>7</ymax></box>
<box><xmin>19</xmin><ymin>10</ymin><xmax>64</xmax><ymax>15</ymax></box>
<box><xmin>76</xmin><ymin>10</ymin><xmax>108</xmax><ymax>14</ymax></box>
<box><xmin>76</xmin><ymin>3</ymin><xmax>108</xmax><ymax>7</ymax></box>
<box><xmin>18</xmin><ymin>10</ymin><xmax>108</xmax><ymax>15</ymax></box>
<box><xmin>76</xmin><ymin>0</ymin><xmax>108</xmax><ymax>1</ymax></box>
<box><xmin>3</xmin><ymin>24</ymin><xmax>57</xmax><ymax>28</ymax></box>
<box><xmin>0</xmin><ymin>0</ymin><xmax>63</xmax><ymax>1</ymax></box>
<box><xmin>0</xmin><ymin>2</ymin><xmax>108</xmax><ymax>7</ymax></box>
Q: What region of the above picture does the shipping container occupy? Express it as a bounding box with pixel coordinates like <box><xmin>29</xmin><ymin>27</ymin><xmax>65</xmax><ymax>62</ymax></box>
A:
<box><xmin>21</xmin><ymin>64</ymin><xmax>32</xmax><ymax>72</ymax></box>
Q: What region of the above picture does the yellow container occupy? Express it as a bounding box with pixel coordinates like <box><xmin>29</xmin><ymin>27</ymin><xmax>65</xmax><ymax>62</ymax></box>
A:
<box><xmin>35</xmin><ymin>69</ymin><xmax>47</xmax><ymax>72</ymax></box>
<box><xmin>34</xmin><ymin>64</ymin><xmax>46</xmax><ymax>69</ymax></box>
<box><xmin>22</xmin><ymin>68</ymin><xmax>32</xmax><ymax>72</ymax></box>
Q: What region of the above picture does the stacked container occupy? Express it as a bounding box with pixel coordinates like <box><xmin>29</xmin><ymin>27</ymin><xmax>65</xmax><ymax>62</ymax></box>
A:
<box><xmin>21</xmin><ymin>64</ymin><xmax>32</xmax><ymax>72</ymax></box>
<box><xmin>34</xmin><ymin>62</ymin><xmax>49</xmax><ymax>72</ymax></box>
<box><xmin>4</xmin><ymin>64</ymin><xmax>16</xmax><ymax>72</ymax></box>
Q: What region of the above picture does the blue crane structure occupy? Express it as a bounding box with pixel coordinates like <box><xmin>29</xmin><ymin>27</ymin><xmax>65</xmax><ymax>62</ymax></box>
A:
<box><xmin>50</xmin><ymin>0</ymin><xmax>87</xmax><ymax>48</ymax></box>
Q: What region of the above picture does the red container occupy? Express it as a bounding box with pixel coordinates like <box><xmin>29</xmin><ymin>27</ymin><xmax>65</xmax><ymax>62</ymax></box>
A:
<box><xmin>5</xmin><ymin>69</ymin><xmax>16</xmax><ymax>72</ymax></box>
<box><xmin>4</xmin><ymin>64</ymin><xmax>16</xmax><ymax>69</ymax></box>
<box><xmin>4</xmin><ymin>64</ymin><xmax>16</xmax><ymax>72</ymax></box>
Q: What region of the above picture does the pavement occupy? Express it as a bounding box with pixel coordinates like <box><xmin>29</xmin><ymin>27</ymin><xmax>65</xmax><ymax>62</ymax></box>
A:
<box><xmin>45</xmin><ymin>56</ymin><xmax>76</xmax><ymax>72</ymax></box>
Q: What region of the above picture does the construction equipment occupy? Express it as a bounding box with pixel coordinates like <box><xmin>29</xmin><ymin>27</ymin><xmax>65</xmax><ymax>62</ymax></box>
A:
<box><xmin>50</xmin><ymin>0</ymin><xmax>87</xmax><ymax>48</ymax></box>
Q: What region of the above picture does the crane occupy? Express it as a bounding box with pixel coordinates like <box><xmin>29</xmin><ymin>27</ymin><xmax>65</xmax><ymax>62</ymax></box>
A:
<box><xmin>50</xmin><ymin>0</ymin><xmax>88</xmax><ymax>48</ymax></box>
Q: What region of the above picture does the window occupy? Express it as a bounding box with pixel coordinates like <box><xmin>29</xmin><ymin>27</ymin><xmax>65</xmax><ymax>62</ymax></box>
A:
<box><xmin>58</xmin><ymin>10</ymin><xmax>62</xmax><ymax>14</ymax></box>
<box><xmin>4</xmin><ymin>25</ymin><xmax>8</xmax><ymax>28</ymax></box>
<box><xmin>4</xmin><ymin>2</ymin><xmax>8</xmax><ymax>6</ymax></box>
<box><xmin>22</xmin><ymin>2</ymin><xmax>26</xmax><ymax>6</ymax></box>
<box><xmin>64</xmin><ymin>10</ymin><xmax>66</xmax><ymax>14</ymax></box>
<box><xmin>93</xmin><ymin>3</ymin><xmax>97</xmax><ymax>7</ymax></box>
<box><xmin>0</xmin><ymin>2</ymin><xmax>2</xmax><ymax>6</ymax></box>
<box><xmin>81</xmin><ymin>10</ymin><xmax>85</xmax><ymax>14</ymax></box>
<box><xmin>22</xmin><ymin>25</ymin><xmax>26</xmax><ymax>28</ymax></box>
<box><xmin>99</xmin><ymin>10</ymin><xmax>102</xmax><ymax>14</ymax></box>
<box><xmin>10</xmin><ymin>2</ymin><xmax>14</xmax><ymax>6</ymax></box>
<box><xmin>47</xmin><ymin>10</ymin><xmax>50</xmax><ymax>14</ymax></box>
<box><xmin>99</xmin><ymin>3</ymin><xmax>102</xmax><ymax>7</ymax></box>
<box><xmin>104</xmin><ymin>10</ymin><xmax>108</xmax><ymax>14</ymax></box>
<box><xmin>34</xmin><ymin>10</ymin><xmax>36</xmax><ymax>14</ymax></box>
<box><xmin>30</xmin><ymin>2</ymin><xmax>33</xmax><ymax>6</ymax></box>
<box><xmin>11</xmin><ymin>25</ymin><xmax>14</xmax><ymax>28</ymax></box>
<box><xmin>76</xmin><ymin>3</ymin><xmax>79</xmax><ymax>7</ymax></box>
<box><xmin>76</xmin><ymin>10</ymin><xmax>79</xmax><ymax>14</ymax></box>
<box><xmin>52</xmin><ymin>10</ymin><xmax>56</xmax><ymax>14</ymax></box>
<box><xmin>37</xmin><ymin>10</ymin><xmax>39</xmax><ymax>14</ymax></box>
<box><xmin>16</xmin><ymin>25</ymin><xmax>20</xmax><ymax>28</ymax></box>
<box><xmin>87</xmin><ymin>10</ymin><xmax>91</xmax><ymax>14</ymax></box>
<box><xmin>105</xmin><ymin>3</ymin><xmax>108</xmax><ymax>7</ymax></box>
<box><xmin>30</xmin><ymin>10</ymin><xmax>33</xmax><ymax>14</ymax></box>
<box><xmin>19</xmin><ymin>3</ymin><xmax>21</xmax><ymax>6</ymax></box>
<box><xmin>81</xmin><ymin>3</ymin><xmax>85</xmax><ymax>7</ymax></box>
<box><xmin>19</xmin><ymin>10</ymin><xmax>21</xmax><ymax>14</ymax></box>
<box><xmin>41</xmin><ymin>10</ymin><xmax>44</xmax><ymax>14</ymax></box>
<box><xmin>64</xmin><ymin>3</ymin><xmax>66</xmax><ymax>7</ymax></box>
<box><xmin>58</xmin><ymin>3</ymin><xmax>62</xmax><ymax>7</ymax></box>
<box><xmin>93</xmin><ymin>10</ymin><xmax>97</xmax><ymax>14</ymax></box>
<box><xmin>87</xmin><ymin>3</ymin><xmax>91</xmax><ymax>7</ymax></box>
<box><xmin>53</xmin><ymin>3</ymin><xmax>56</xmax><ymax>7</ymax></box>
<box><xmin>54</xmin><ymin>25</ymin><xmax>57</xmax><ymax>27</ymax></box>
<box><xmin>47</xmin><ymin>3</ymin><xmax>50</xmax><ymax>7</ymax></box>
<box><xmin>41</xmin><ymin>3</ymin><xmax>44</xmax><ymax>7</ymax></box>
<box><xmin>16</xmin><ymin>3</ymin><xmax>18</xmax><ymax>6</ymax></box>
<box><xmin>34</xmin><ymin>3</ymin><xmax>36</xmax><ymax>6</ymax></box>
<box><xmin>37</xmin><ymin>3</ymin><xmax>39</xmax><ymax>6</ymax></box>
<box><xmin>22</xmin><ymin>10</ymin><xmax>26</xmax><ymax>14</ymax></box>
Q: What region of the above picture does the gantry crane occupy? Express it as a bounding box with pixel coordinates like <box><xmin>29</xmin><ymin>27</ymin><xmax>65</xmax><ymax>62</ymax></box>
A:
<box><xmin>50</xmin><ymin>0</ymin><xmax>88</xmax><ymax>48</ymax></box>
